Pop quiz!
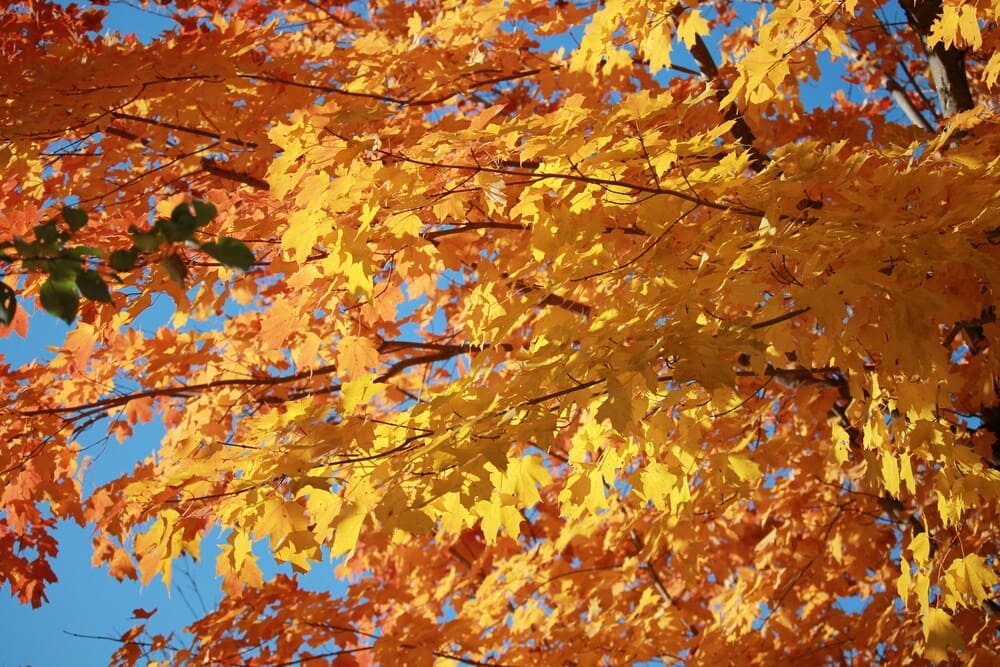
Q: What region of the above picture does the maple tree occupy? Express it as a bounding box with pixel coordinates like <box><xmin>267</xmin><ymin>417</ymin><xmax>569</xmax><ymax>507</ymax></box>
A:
<box><xmin>2</xmin><ymin>0</ymin><xmax>1000</xmax><ymax>663</ymax></box>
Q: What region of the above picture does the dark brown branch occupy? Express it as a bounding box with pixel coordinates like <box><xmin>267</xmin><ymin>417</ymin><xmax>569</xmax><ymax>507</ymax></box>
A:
<box><xmin>19</xmin><ymin>364</ymin><xmax>340</xmax><ymax>417</ymax></box>
<box><xmin>19</xmin><ymin>339</ymin><xmax>485</xmax><ymax>419</ymax></box>
<box><xmin>104</xmin><ymin>125</ymin><xmax>151</xmax><ymax>145</ymax></box>
<box><xmin>63</xmin><ymin>630</ymin><xmax>181</xmax><ymax>652</ymax></box>
<box><xmin>665</xmin><ymin>4</ymin><xmax>769</xmax><ymax>171</ymax></box>
<box><xmin>379</xmin><ymin>340</ymin><xmax>470</xmax><ymax>353</ymax></box>
<box><xmin>200</xmin><ymin>157</ymin><xmax>270</xmax><ymax>190</ymax></box>
<box><xmin>687</xmin><ymin>33</ymin><xmax>770</xmax><ymax>172</ymax></box>
<box><xmin>423</xmin><ymin>222</ymin><xmax>528</xmax><ymax>242</ymax></box>
<box><xmin>512</xmin><ymin>280</ymin><xmax>592</xmax><ymax>316</ymax></box>
<box><xmin>899</xmin><ymin>0</ymin><xmax>975</xmax><ymax>118</ymax></box>
<box><xmin>750</xmin><ymin>307</ymin><xmax>811</xmax><ymax>330</ymax></box>
<box><xmin>524</xmin><ymin>379</ymin><xmax>603</xmax><ymax>406</ymax></box>
<box><xmin>629</xmin><ymin>530</ymin><xmax>674</xmax><ymax>606</ymax></box>
<box><xmin>111</xmin><ymin>111</ymin><xmax>258</xmax><ymax>148</ymax></box>
<box><xmin>374</xmin><ymin>348</ymin><xmax>468</xmax><ymax>383</ymax></box>
<box><xmin>379</xmin><ymin>149</ymin><xmax>762</xmax><ymax>215</ymax></box>
<box><xmin>239</xmin><ymin>72</ymin><xmax>407</xmax><ymax>104</ymax></box>
<box><xmin>428</xmin><ymin>650</ymin><xmax>514</xmax><ymax>667</ymax></box>
<box><xmin>241</xmin><ymin>67</ymin><xmax>553</xmax><ymax>108</ymax></box>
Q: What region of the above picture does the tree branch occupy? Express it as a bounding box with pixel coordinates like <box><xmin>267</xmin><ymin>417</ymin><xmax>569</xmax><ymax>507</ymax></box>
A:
<box><xmin>200</xmin><ymin>157</ymin><xmax>270</xmax><ymax>190</ymax></box>
<box><xmin>669</xmin><ymin>4</ymin><xmax>770</xmax><ymax>172</ymax></box>
<box><xmin>842</xmin><ymin>42</ymin><xmax>935</xmax><ymax>132</ymax></box>
<box><xmin>111</xmin><ymin>111</ymin><xmax>258</xmax><ymax>148</ymax></box>
<box><xmin>378</xmin><ymin>148</ymin><xmax>763</xmax><ymax>215</ymax></box>
<box><xmin>899</xmin><ymin>0</ymin><xmax>974</xmax><ymax>118</ymax></box>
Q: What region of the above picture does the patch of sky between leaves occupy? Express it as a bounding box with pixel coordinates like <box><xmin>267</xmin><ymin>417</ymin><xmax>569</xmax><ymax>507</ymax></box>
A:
<box><xmin>56</xmin><ymin>0</ymin><xmax>176</xmax><ymax>42</ymax></box>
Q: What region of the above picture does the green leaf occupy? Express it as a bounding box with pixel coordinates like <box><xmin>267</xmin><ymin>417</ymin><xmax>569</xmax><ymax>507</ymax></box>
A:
<box><xmin>61</xmin><ymin>206</ymin><xmax>88</xmax><ymax>231</ymax></box>
<box><xmin>199</xmin><ymin>237</ymin><xmax>254</xmax><ymax>271</ymax></box>
<box><xmin>109</xmin><ymin>249</ymin><xmax>138</xmax><ymax>272</ymax></box>
<box><xmin>13</xmin><ymin>237</ymin><xmax>37</xmax><ymax>259</ymax></box>
<box><xmin>158</xmin><ymin>208</ymin><xmax>199</xmax><ymax>242</ymax></box>
<box><xmin>162</xmin><ymin>222</ymin><xmax>198</xmax><ymax>243</ymax></box>
<box><xmin>0</xmin><ymin>282</ymin><xmax>16</xmax><ymax>327</ymax></box>
<box><xmin>160</xmin><ymin>253</ymin><xmax>188</xmax><ymax>285</ymax></box>
<box><xmin>76</xmin><ymin>269</ymin><xmax>112</xmax><ymax>303</ymax></box>
<box><xmin>39</xmin><ymin>276</ymin><xmax>79</xmax><ymax>324</ymax></box>
<box><xmin>171</xmin><ymin>202</ymin><xmax>196</xmax><ymax>226</ymax></box>
<box><xmin>51</xmin><ymin>257</ymin><xmax>82</xmax><ymax>281</ymax></box>
<box><xmin>67</xmin><ymin>245</ymin><xmax>103</xmax><ymax>259</ymax></box>
<box><xmin>33</xmin><ymin>221</ymin><xmax>62</xmax><ymax>245</ymax></box>
<box><xmin>192</xmin><ymin>200</ymin><xmax>217</xmax><ymax>226</ymax></box>
<box><xmin>131</xmin><ymin>229</ymin><xmax>164</xmax><ymax>251</ymax></box>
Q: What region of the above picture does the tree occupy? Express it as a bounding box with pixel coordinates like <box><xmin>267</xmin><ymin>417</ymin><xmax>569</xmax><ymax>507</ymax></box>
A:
<box><xmin>2</xmin><ymin>0</ymin><xmax>999</xmax><ymax>663</ymax></box>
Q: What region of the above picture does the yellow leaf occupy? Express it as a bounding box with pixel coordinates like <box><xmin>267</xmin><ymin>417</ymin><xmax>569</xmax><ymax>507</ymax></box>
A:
<box><xmin>274</xmin><ymin>531</ymin><xmax>321</xmax><ymax>572</ymax></box>
<box><xmin>897</xmin><ymin>557</ymin><xmax>912</xmax><ymax>606</ymax></box>
<box><xmin>232</xmin><ymin>530</ymin><xmax>253</xmax><ymax>571</ymax></box>
<box><xmin>596</xmin><ymin>375</ymin><xmax>638</xmax><ymax>434</ymax></box>
<box><xmin>292</xmin><ymin>331</ymin><xmax>321</xmax><ymax>369</ymax></box>
<box><xmin>937</xmin><ymin>489</ymin><xmax>968</xmax><ymax>528</ymax></box>
<box><xmin>831</xmin><ymin>422</ymin><xmax>850</xmax><ymax>464</ymax></box>
<box><xmin>341</xmin><ymin>377</ymin><xmax>386</xmax><ymax>414</ymax></box>
<box><xmin>476</xmin><ymin>494</ymin><xmax>525</xmax><ymax>542</ymax></box>
<box><xmin>281</xmin><ymin>209</ymin><xmax>320</xmax><ymax>264</ymax></box>
<box><xmin>928</xmin><ymin>4</ymin><xmax>981</xmax><ymax>50</ymax></box>
<box><xmin>909</xmin><ymin>532</ymin><xmax>931</xmax><ymax>566</ymax></box>
<box><xmin>922</xmin><ymin>608</ymin><xmax>964</xmax><ymax>662</ymax></box>
<box><xmin>344</xmin><ymin>260</ymin><xmax>373</xmax><ymax>298</ymax></box>
<box><xmin>957</xmin><ymin>5</ymin><xmax>982</xmax><ymax>50</ymax></box>
<box><xmin>499</xmin><ymin>504</ymin><xmax>523</xmax><ymax>539</ymax></box>
<box><xmin>407</xmin><ymin>10</ymin><xmax>422</xmax><ymax>39</ymax></box>
<box><xmin>499</xmin><ymin>454</ymin><xmax>552</xmax><ymax>506</ymax></box>
<box><xmin>941</xmin><ymin>554</ymin><xmax>999</xmax><ymax>609</ymax></box>
<box><xmin>385</xmin><ymin>211</ymin><xmax>423</xmax><ymax>238</ymax></box>
<box><xmin>916</xmin><ymin>571</ymin><xmax>931</xmax><ymax>613</ymax></box>
<box><xmin>984</xmin><ymin>51</ymin><xmax>1000</xmax><ymax>88</ymax></box>
<box><xmin>881</xmin><ymin>451</ymin><xmax>900</xmax><ymax>497</ymax></box>
<box><xmin>729</xmin><ymin>454</ymin><xmax>761</xmax><ymax>482</ymax></box>
<box><xmin>829</xmin><ymin>532</ymin><xmax>843</xmax><ymax>564</ymax></box>
<box><xmin>295</xmin><ymin>172</ymin><xmax>329</xmax><ymax>210</ymax></box>
<box><xmin>642</xmin><ymin>21</ymin><xmax>673</xmax><ymax>73</ymax></box>
<box><xmin>395</xmin><ymin>508</ymin><xmax>435</xmax><ymax>535</ymax></box>
<box><xmin>677</xmin><ymin>10</ymin><xmax>710</xmax><ymax>48</ymax></box>
<box><xmin>899</xmin><ymin>453</ymin><xmax>916</xmax><ymax>495</ymax></box>
<box><xmin>639</xmin><ymin>462</ymin><xmax>678</xmax><ymax>512</ymax></box>
<box><xmin>331</xmin><ymin>503</ymin><xmax>365</xmax><ymax>558</ymax></box>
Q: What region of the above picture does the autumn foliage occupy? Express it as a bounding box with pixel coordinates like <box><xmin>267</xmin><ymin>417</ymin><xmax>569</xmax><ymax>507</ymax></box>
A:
<box><xmin>3</xmin><ymin>0</ymin><xmax>1000</xmax><ymax>664</ymax></box>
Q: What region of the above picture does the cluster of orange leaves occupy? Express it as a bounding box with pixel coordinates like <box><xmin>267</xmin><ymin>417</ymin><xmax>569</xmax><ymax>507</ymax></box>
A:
<box><xmin>2</xmin><ymin>0</ymin><xmax>1000</xmax><ymax>664</ymax></box>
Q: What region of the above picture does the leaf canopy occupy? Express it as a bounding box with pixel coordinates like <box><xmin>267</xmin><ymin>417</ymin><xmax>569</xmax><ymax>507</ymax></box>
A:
<box><xmin>1</xmin><ymin>0</ymin><xmax>1000</xmax><ymax>664</ymax></box>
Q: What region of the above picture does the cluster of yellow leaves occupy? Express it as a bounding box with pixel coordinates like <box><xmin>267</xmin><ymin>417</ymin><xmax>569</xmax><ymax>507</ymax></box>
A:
<box><xmin>2</xmin><ymin>0</ymin><xmax>1000</xmax><ymax>664</ymax></box>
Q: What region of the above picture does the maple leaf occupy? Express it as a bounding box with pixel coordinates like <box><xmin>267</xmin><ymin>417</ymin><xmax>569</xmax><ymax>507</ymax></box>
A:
<box><xmin>124</xmin><ymin>396</ymin><xmax>155</xmax><ymax>425</ymax></box>
<box><xmin>131</xmin><ymin>607</ymin><xmax>157</xmax><ymax>619</ymax></box>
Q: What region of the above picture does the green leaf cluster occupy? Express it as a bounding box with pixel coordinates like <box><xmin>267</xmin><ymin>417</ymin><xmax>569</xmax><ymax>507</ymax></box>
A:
<box><xmin>0</xmin><ymin>206</ymin><xmax>109</xmax><ymax>325</ymax></box>
<box><xmin>120</xmin><ymin>202</ymin><xmax>254</xmax><ymax>281</ymax></box>
<box><xmin>0</xmin><ymin>201</ymin><xmax>254</xmax><ymax>326</ymax></box>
